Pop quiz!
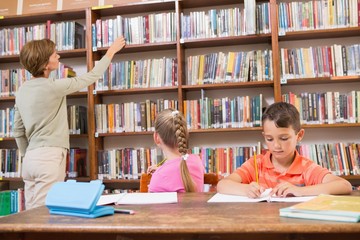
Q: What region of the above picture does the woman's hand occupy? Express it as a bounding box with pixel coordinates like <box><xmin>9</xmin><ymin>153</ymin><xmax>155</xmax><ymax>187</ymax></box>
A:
<box><xmin>106</xmin><ymin>36</ymin><xmax>126</xmax><ymax>58</ymax></box>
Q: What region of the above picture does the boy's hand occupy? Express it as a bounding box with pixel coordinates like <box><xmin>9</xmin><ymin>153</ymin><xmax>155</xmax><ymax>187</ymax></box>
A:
<box><xmin>272</xmin><ymin>182</ymin><xmax>303</xmax><ymax>197</ymax></box>
<box><xmin>244</xmin><ymin>182</ymin><xmax>265</xmax><ymax>198</ymax></box>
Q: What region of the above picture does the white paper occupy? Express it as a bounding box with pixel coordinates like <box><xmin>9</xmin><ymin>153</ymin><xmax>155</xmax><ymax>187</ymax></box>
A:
<box><xmin>208</xmin><ymin>189</ymin><xmax>316</xmax><ymax>203</ymax></box>
<box><xmin>97</xmin><ymin>193</ymin><xmax>126</xmax><ymax>206</ymax></box>
<box><xmin>116</xmin><ymin>192</ymin><xmax>178</xmax><ymax>204</ymax></box>
<box><xmin>97</xmin><ymin>192</ymin><xmax>178</xmax><ymax>205</ymax></box>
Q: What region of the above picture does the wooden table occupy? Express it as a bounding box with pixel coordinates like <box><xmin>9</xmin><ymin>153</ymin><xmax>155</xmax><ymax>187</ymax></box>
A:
<box><xmin>0</xmin><ymin>192</ymin><xmax>359</xmax><ymax>240</ymax></box>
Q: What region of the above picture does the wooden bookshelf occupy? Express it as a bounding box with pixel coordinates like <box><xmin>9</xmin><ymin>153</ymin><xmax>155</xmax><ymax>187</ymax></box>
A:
<box><xmin>0</xmin><ymin>0</ymin><xmax>359</xmax><ymax>190</ymax></box>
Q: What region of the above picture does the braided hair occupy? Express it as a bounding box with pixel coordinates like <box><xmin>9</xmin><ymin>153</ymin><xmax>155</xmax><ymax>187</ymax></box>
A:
<box><xmin>154</xmin><ymin>108</ymin><xmax>197</xmax><ymax>192</ymax></box>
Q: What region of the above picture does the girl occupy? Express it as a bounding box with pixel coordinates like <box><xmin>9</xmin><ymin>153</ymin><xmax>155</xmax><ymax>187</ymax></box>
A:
<box><xmin>148</xmin><ymin>109</ymin><xmax>204</xmax><ymax>192</ymax></box>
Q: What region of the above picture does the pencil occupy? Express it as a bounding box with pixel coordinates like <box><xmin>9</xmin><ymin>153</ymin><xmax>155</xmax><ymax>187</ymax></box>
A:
<box><xmin>114</xmin><ymin>208</ymin><xmax>135</xmax><ymax>215</ymax></box>
<box><xmin>157</xmin><ymin>158</ymin><xmax>167</xmax><ymax>167</ymax></box>
<box><xmin>253</xmin><ymin>146</ymin><xmax>259</xmax><ymax>184</ymax></box>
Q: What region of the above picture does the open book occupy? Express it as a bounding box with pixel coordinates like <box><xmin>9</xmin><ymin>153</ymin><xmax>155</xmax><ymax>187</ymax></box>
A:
<box><xmin>97</xmin><ymin>192</ymin><xmax>178</xmax><ymax>205</ymax></box>
<box><xmin>279</xmin><ymin>194</ymin><xmax>360</xmax><ymax>222</ymax></box>
<box><xmin>208</xmin><ymin>189</ymin><xmax>315</xmax><ymax>203</ymax></box>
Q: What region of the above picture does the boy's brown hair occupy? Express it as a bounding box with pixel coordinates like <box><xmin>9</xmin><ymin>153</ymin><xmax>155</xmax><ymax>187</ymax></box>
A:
<box><xmin>19</xmin><ymin>39</ymin><xmax>56</xmax><ymax>78</ymax></box>
<box><xmin>261</xmin><ymin>102</ymin><xmax>301</xmax><ymax>133</ymax></box>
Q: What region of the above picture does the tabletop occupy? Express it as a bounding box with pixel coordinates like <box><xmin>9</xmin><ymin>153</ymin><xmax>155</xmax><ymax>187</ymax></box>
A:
<box><xmin>0</xmin><ymin>192</ymin><xmax>359</xmax><ymax>240</ymax></box>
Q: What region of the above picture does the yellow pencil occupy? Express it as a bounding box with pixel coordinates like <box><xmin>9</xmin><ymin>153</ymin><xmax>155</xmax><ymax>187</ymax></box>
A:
<box><xmin>157</xmin><ymin>158</ymin><xmax>167</xmax><ymax>167</ymax></box>
<box><xmin>253</xmin><ymin>146</ymin><xmax>259</xmax><ymax>184</ymax></box>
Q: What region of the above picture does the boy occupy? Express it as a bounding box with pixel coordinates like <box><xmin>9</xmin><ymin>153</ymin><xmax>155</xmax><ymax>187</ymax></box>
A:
<box><xmin>217</xmin><ymin>102</ymin><xmax>352</xmax><ymax>198</ymax></box>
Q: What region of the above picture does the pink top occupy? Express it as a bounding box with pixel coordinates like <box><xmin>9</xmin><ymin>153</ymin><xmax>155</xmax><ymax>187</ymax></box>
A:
<box><xmin>148</xmin><ymin>154</ymin><xmax>205</xmax><ymax>193</ymax></box>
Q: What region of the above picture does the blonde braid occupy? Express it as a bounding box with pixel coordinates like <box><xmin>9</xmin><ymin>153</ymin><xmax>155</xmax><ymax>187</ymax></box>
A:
<box><xmin>174</xmin><ymin>114</ymin><xmax>188</xmax><ymax>155</ymax></box>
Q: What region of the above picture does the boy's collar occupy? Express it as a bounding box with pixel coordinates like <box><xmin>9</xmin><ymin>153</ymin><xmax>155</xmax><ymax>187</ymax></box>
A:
<box><xmin>263</xmin><ymin>150</ymin><xmax>303</xmax><ymax>174</ymax></box>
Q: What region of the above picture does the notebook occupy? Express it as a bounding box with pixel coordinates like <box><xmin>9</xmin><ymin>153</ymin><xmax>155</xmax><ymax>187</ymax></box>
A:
<box><xmin>45</xmin><ymin>180</ymin><xmax>114</xmax><ymax>218</ymax></box>
<box><xmin>208</xmin><ymin>188</ymin><xmax>315</xmax><ymax>203</ymax></box>
<box><xmin>98</xmin><ymin>192</ymin><xmax>178</xmax><ymax>205</ymax></box>
<box><xmin>279</xmin><ymin>194</ymin><xmax>360</xmax><ymax>222</ymax></box>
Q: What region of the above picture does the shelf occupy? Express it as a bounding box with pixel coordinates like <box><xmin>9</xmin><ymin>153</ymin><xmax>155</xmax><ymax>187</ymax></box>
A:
<box><xmin>179</xmin><ymin>0</ymin><xmax>247</xmax><ymax>9</ymax></box>
<box><xmin>342</xmin><ymin>175</ymin><xmax>360</xmax><ymax>186</ymax></box>
<box><xmin>301</xmin><ymin>123</ymin><xmax>360</xmax><ymax>129</ymax></box>
<box><xmin>0</xmin><ymin>49</ymin><xmax>87</xmax><ymax>64</ymax></box>
<box><xmin>182</xmin><ymin>81</ymin><xmax>274</xmax><ymax>91</ymax></box>
<box><xmin>0</xmin><ymin>137</ymin><xmax>15</xmax><ymax>142</ymax></box>
<box><xmin>69</xmin><ymin>134</ymin><xmax>89</xmax><ymax>138</ymax></box>
<box><xmin>97</xmin><ymin>132</ymin><xmax>154</xmax><ymax>137</ymax></box>
<box><xmin>0</xmin><ymin>135</ymin><xmax>89</xmax><ymax>141</ymax></box>
<box><xmin>283</xmin><ymin>76</ymin><xmax>360</xmax><ymax>85</ymax></box>
<box><xmin>0</xmin><ymin>9</ymin><xmax>86</xmax><ymax>27</ymax></box>
<box><xmin>0</xmin><ymin>177</ymin><xmax>91</xmax><ymax>182</ymax></box>
<box><xmin>0</xmin><ymin>92</ymin><xmax>86</xmax><ymax>102</ymax></box>
<box><xmin>95</xmin><ymin>42</ymin><xmax>177</xmax><ymax>55</ymax></box>
<box><xmin>67</xmin><ymin>91</ymin><xmax>88</xmax><ymax>99</ymax></box>
<box><xmin>102</xmin><ymin>179</ymin><xmax>140</xmax><ymax>190</ymax></box>
<box><xmin>189</xmin><ymin>127</ymin><xmax>262</xmax><ymax>133</ymax></box>
<box><xmin>279</xmin><ymin>27</ymin><xmax>360</xmax><ymax>41</ymax></box>
<box><xmin>93</xmin><ymin>0</ymin><xmax>176</xmax><ymax>16</ymax></box>
<box><xmin>0</xmin><ymin>96</ymin><xmax>15</xmax><ymax>102</ymax></box>
<box><xmin>182</xmin><ymin>34</ymin><xmax>272</xmax><ymax>49</ymax></box>
<box><xmin>94</xmin><ymin>86</ymin><xmax>178</xmax><ymax>96</ymax></box>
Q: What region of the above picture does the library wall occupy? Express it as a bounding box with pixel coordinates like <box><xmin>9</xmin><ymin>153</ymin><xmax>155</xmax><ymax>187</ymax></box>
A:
<box><xmin>0</xmin><ymin>0</ymin><xmax>359</xmax><ymax>190</ymax></box>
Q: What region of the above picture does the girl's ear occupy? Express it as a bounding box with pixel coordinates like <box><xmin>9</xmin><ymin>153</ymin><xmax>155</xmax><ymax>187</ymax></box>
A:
<box><xmin>153</xmin><ymin>132</ymin><xmax>161</xmax><ymax>145</ymax></box>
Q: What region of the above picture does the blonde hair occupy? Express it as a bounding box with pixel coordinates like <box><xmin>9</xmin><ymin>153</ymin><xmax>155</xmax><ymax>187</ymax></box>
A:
<box><xmin>154</xmin><ymin>108</ymin><xmax>197</xmax><ymax>192</ymax></box>
<box><xmin>19</xmin><ymin>39</ymin><xmax>56</xmax><ymax>77</ymax></box>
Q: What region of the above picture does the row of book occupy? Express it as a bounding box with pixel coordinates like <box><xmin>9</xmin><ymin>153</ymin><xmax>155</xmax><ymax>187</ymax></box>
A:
<box><xmin>0</xmin><ymin>21</ymin><xmax>85</xmax><ymax>56</ymax></box>
<box><xmin>0</xmin><ymin>108</ymin><xmax>14</xmax><ymax>138</ymax></box>
<box><xmin>94</xmin><ymin>94</ymin><xmax>263</xmax><ymax>134</ymax></box>
<box><xmin>0</xmin><ymin>62</ymin><xmax>76</xmax><ymax>97</ymax></box>
<box><xmin>193</xmin><ymin>143</ymin><xmax>360</xmax><ymax>177</ymax></box>
<box><xmin>0</xmin><ymin>148</ymin><xmax>87</xmax><ymax>179</ymax></box>
<box><xmin>49</xmin><ymin>63</ymin><xmax>77</xmax><ymax>79</ymax></box>
<box><xmin>184</xmin><ymin>94</ymin><xmax>263</xmax><ymax>129</ymax></box>
<box><xmin>67</xmin><ymin>105</ymin><xmax>88</xmax><ymax>135</ymax></box>
<box><xmin>0</xmin><ymin>149</ymin><xmax>21</xmax><ymax>178</ymax></box>
<box><xmin>282</xmin><ymin>90</ymin><xmax>360</xmax><ymax>124</ymax></box>
<box><xmin>0</xmin><ymin>189</ymin><xmax>25</xmax><ymax>216</ymax></box>
<box><xmin>2</xmin><ymin>140</ymin><xmax>358</xmax><ymax>180</ymax></box>
<box><xmin>0</xmin><ymin>105</ymin><xmax>88</xmax><ymax>138</ymax></box>
<box><xmin>97</xmin><ymin>148</ymin><xmax>163</xmax><ymax>180</ymax></box>
<box><xmin>186</xmin><ymin>50</ymin><xmax>273</xmax><ymax>85</ymax></box>
<box><xmin>278</xmin><ymin>0</ymin><xmax>360</xmax><ymax>34</ymax></box>
<box><xmin>181</xmin><ymin>1</ymin><xmax>270</xmax><ymax>39</ymax></box>
<box><xmin>46</xmin><ymin>21</ymin><xmax>86</xmax><ymax>51</ymax></box>
<box><xmin>92</xmin><ymin>12</ymin><xmax>176</xmax><ymax>48</ymax></box>
<box><xmin>0</xmin><ymin>69</ymin><xmax>29</xmax><ymax>97</ymax></box>
<box><xmin>2</xmin><ymin>89</ymin><xmax>359</xmax><ymax>138</ymax></box>
<box><xmin>95</xmin><ymin>58</ymin><xmax>178</xmax><ymax>91</ymax></box>
<box><xmin>96</xmin><ymin>142</ymin><xmax>360</xmax><ymax>180</ymax></box>
<box><xmin>95</xmin><ymin>99</ymin><xmax>178</xmax><ymax>134</ymax></box>
<box><xmin>66</xmin><ymin>148</ymin><xmax>87</xmax><ymax>178</ymax></box>
<box><xmin>280</xmin><ymin>44</ymin><xmax>360</xmax><ymax>79</ymax></box>
<box><xmin>297</xmin><ymin>143</ymin><xmax>360</xmax><ymax>176</ymax></box>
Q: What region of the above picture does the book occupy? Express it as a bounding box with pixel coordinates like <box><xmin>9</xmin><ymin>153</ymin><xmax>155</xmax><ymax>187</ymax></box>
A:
<box><xmin>46</xmin><ymin>180</ymin><xmax>114</xmax><ymax>218</ymax></box>
<box><xmin>97</xmin><ymin>192</ymin><xmax>178</xmax><ymax>205</ymax></box>
<box><xmin>279</xmin><ymin>194</ymin><xmax>360</xmax><ymax>223</ymax></box>
<box><xmin>208</xmin><ymin>189</ymin><xmax>315</xmax><ymax>203</ymax></box>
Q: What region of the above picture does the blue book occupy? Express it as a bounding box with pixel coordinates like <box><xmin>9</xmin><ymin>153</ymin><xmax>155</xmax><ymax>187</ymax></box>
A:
<box><xmin>45</xmin><ymin>180</ymin><xmax>114</xmax><ymax>218</ymax></box>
